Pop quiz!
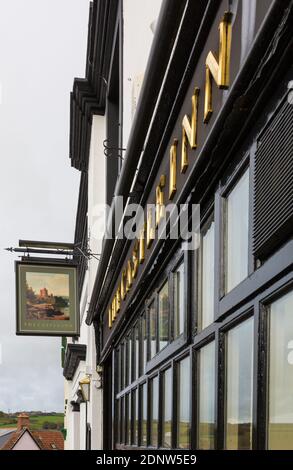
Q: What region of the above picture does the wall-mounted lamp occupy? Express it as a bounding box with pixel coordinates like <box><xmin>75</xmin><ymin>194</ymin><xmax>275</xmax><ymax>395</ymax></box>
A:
<box><xmin>79</xmin><ymin>376</ymin><xmax>91</xmax><ymax>402</ymax></box>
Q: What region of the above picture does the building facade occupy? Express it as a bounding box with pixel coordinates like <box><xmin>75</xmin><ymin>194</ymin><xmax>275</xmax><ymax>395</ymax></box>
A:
<box><xmin>64</xmin><ymin>0</ymin><xmax>293</xmax><ymax>450</ymax></box>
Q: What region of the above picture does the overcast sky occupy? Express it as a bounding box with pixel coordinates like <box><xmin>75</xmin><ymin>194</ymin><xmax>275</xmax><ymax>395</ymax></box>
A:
<box><xmin>0</xmin><ymin>0</ymin><xmax>89</xmax><ymax>412</ymax></box>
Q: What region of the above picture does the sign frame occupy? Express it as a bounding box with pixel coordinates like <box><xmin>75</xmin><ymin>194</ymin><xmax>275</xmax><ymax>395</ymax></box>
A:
<box><xmin>15</xmin><ymin>260</ymin><xmax>80</xmax><ymax>337</ymax></box>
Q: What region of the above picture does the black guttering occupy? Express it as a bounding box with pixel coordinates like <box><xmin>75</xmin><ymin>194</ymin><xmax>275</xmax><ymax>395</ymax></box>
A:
<box><xmin>63</xmin><ymin>344</ymin><xmax>87</xmax><ymax>381</ymax></box>
<box><xmin>70</xmin><ymin>0</ymin><xmax>119</xmax><ymax>171</ymax></box>
<box><xmin>86</xmin><ymin>0</ymin><xmax>200</xmax><ymax>325</ymax></box>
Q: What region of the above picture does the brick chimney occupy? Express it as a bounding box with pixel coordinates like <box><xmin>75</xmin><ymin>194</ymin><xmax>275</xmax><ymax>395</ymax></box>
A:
<box><xmin>17</xmin><ymin>413</ymin><xmax>30</xmax><ymax>431</ymax></box>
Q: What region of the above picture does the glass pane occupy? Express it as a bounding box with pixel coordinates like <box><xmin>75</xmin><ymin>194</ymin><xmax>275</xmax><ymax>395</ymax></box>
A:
<box><xmin>198</xmin><ymin>342</ymin><xmax>216</xmax><ymax>449</ymax></box>
<box><xmin>128</xmin><ymin>393</ymin><xmax>132</xmax><ymax>445</ymax></box>
<box><xmin>162</xmin><ymin>368</ymin><xmax>172</xmax><ymax>448</ymax></box>
<box><xmin>116</xmin><ymin>399</ymin><xmax>120</xmax><ymax>444</ymax></box>
<box><xmin>177</xmin><ymin>356</ymin><xmax>190</xmax><ymax>448</ymax></box>
<box><xmin>141</xmin><ymin>383</ymin><xmax>147</xmax><ymax>446</ymax></box>
<box><xmin>268</xmin><ymin>290</ymin><xmax>293</xmax><ymax>449</ymax></box>
<box><xmin>174</xmin><ymin>262</ymin><xmax>185</xmax><ymax>338</ymax></box>
<box><xmin>226</xmin><ymin>169</ymin><xmax>249</xmax><ymax>292</ymax></box>
<box><xmin>158</xmin><ymin>281</ymin><xmax>169</xmax><ymax>351</ymax></box>
<box><xmin>201</xmin><ymin>220</ymin><xmax>215</xmax><ymax>330</ymax></box>
<box><xmin>149</xmin><ymin>301</ymin><xmax>156</xmax><ymax>359</ymax></box>
<box><xmin>125</xmin><ymin>339</ymin><xmax>129</xmax><ymax>387</ymax></box>
<box><xmin>142</xmin><ymin>314</ymin><xmax>147</xmax><ymax>373</ymax></box>
<box><xmin>135</xmin><ymin>324</ymin><xmax>139</xmax><ymax>380</ymax></box>
<box><xmin>150</xmin><ymin>376</ymin><xmax>159</xmax><ymax>447</ymax></box>
<box><xmin>132</xmin><ymin>389</ymin><xmax>138</xmax><ymax>445</ymax></box>
<box><xmin>130</xmin><ymin>333</ymin><xmax>134</xmax><ymax>384</ymax></box>
<box><xmin>226</xmin><ymin>317</ymin><xmax>253</xmax><ymax>449</ymax></box>
<box><xmin>120</xmin><ymin>343</ymin><xmax>124</xmax><ymax>391</ymax></box>
<box><xmin>125</xmin><ymin>393</ymin><xmax>129</xmax><ymax>445</ymax></box>
<box><xmin>120</xmin><ymin>396</ymin><xmax>124</xmax><ymax>444</ymax></box>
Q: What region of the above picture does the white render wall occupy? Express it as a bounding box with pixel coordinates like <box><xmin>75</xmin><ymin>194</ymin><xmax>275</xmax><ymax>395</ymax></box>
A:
<box><xmin>64</xmin><ymin>115</ymin><xmax>106</xmax><ymax>450</ymax></box>
<box><xmin>122</xmin><ymin>0</ymin><xmax>162</xmax><ymax>149</ymax></box>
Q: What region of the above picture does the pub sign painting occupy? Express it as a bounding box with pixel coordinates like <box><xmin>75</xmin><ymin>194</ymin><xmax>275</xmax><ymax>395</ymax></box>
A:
<box><xmin>16</xmin><ymin>262</ymin><xmax>79</xmax><ymax>336</ymax></box>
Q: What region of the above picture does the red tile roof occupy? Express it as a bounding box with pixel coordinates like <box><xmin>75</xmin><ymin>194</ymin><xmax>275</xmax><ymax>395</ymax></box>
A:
<box><xmin>1</xmin><ymin>428</ymin><xmax>64</xmax><ymax>450</ymax></box>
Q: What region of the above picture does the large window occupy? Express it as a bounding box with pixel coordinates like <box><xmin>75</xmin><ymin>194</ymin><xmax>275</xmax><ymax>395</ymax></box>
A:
<box><xmin>149</xmin><ymin>300</ymin><xmax>157</xmax><ymax>360</ymax></box>
<box><xmin>225</xmin><ymin>169</ymin><xmax>249</xmax><ymax>293</ymax></box>
<box><xmin>225</xmin><ymin>317</ymin><xmax>254</xmax><ymax>449</ymax></box>
<box><xmin>150</xmin><ymin>376</ymin><xmax>159</xmax><ymax>447</ymax></box>
<box><xmin>177</xmin><ymin>356</ymin><xmax>190</xmax><ymax>448</ymax></box>
<box><xmin>141</xmin><ymin>383</ymin><xmax>147</xmax><ymax>447</ymax></box>
<box><xmin>268</xmin><ymin>289</ymin><xmax>293</xmax><ymax>449</ymax></box>
<box><xmin>174</xmin><ymin>261</ymin><xmax>185</xmax><ymax>338</ymax></box>
<box><xmin>199</xmin><ymin>218</ymin><xmax>215</xmax><ymax>330</ymax></box>
<box><xmin>162</xmin><ymin>368</ymin><xmax>172</xmax><ymax>448</ymax></box>
<box><xmin>158</xmin><ymin>281</ymin><xmax>169</xmax><ymax>351</ymax></box>
<box><xmin>198</xmin><ymin>341</ymin><xmax>216</xmax><ymax>449</ymax></box>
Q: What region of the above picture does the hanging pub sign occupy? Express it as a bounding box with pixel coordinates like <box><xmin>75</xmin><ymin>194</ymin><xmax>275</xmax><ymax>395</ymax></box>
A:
<box><xmin>15</xmin><ymin>261</ymin><xmax>79</xmax><ymax>337</ymax></box>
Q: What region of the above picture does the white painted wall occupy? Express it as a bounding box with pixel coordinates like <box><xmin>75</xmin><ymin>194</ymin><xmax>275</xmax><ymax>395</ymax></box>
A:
<box><xmin>122</xmin><ymin>0</ymin><xmax>163</xmax><ymax>149</ymax></box>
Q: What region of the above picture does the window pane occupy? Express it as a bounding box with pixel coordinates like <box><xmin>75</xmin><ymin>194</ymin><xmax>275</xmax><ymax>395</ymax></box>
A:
<box><xmin>120</xmin><ymin>396</ymin><xmax>124</xmax><ymax>444</ymax></box>
<box><xmin>125</xmin><ymin>393</ymin><xmax>130</xmax><ymax>445</ymax></box>
<box><xmin>116</xmin><ymin>399</ymin><xmax>120</xmax><ymax>444</ymax></box>
<box><xmin>130</xmin><ymin>333</ymin><xmax>134</xmax><ymax>384</ymax></box>
<box><xmin>132</xmin><ymin>389</ymin><xmax>138</xmax><ymax>445</ymax></box>
<box><xmin>120</xmin><ymin>343</ymin><xmax>124</xmax><ymax>391</ymax></box>
<box><xmin>158</xmin><ymin>281</ymin><xmax>169</xmax><ymax>351</ymax></box>
<box><xmin>174</xmin><ymin>262</ymin><xmax>185</xmax><ymax>338</ymax></box>
<box><xmin>226</xmin><ymin>169</ymin><xmax>249</xmax><ymax>292</ymax></box>
<box><xmin>149</xmin><ymin>301</ymin><xmax>156</xmax><ymax>359</ymax></box>
<box><xmin>125</xmin><ymin>339</ymin><xmax>129</xmax><ymax>387</ymax></box>
<box><xmin>201</xmin><ymin>220</ymin><xmax>215</xmax><ymax>330</ymax></box>
<box><xmin>150</xmin><ymin>376</ymin><xmax>159</xmax><ymax>447</ymax></box>
<box><xmin>135</xmin><ymin>324</ymin><xmax>139</xmax><ymax>380</ymax></box>
<box><xmin>198</xmin><ymin>342</ymin><xmax>215</xmax><ymax>449</ymax></box>
<box><xmin>128</xmin><ymin>393</ymin><xmax>132</xmax><ymax>444</ymax></box>
<box><xmin>142</xmin><ymin>314</ymin><xmax>147</xmax><ymax>373</ymax></box>
<box><xmin>225</xmin><ymin>317</ymin><xmax>253</xmax><ymax>449</ymax></box>
<box><xmin>177</xmin><ymin>356</ymin><xmax>190</xmax><ymax>448</ymax></box>
<box><xmin>141</xmin><ymin>383</ymin><xmax>147</xmax><ymax>446</ymax></box>
<box><xmin>268</xmin><ymin>290</ymin><xmax>293</xmax><ymax>449</ymax></box>
<box><xmin>162</xmin><ymin>368</ymin><xmax>172</xmax><ymax>448</ymax></box>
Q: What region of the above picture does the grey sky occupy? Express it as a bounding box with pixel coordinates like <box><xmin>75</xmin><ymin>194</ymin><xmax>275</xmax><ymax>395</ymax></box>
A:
<box><xmin>0</xmin><ymin>0</ymin><xmax>89</xmax><ymax>412</ymax></box>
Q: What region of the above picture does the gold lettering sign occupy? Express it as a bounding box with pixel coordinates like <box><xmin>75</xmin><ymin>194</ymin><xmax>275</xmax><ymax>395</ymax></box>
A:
<box><xmin>116</xmin><ymin>286</ymin><xmax>121</xmax><ymax>313</ymax></box>
<box><xmin>155</xmin><ymin>175</ymin><xmax>166</xmax><ymax>226</ymax></box>
<box><xmin>126</xmin><ymin>259</ymin><xmax>132</xmax><ymax>291</ymax></box>
<box><xmin>169</xmin><ymin>139</ymin><xmax>178</xmax><ymax>200</ymax></box>
<box><xmin>111</xmin><ymin>297</ymin><xmax>116</xmax><ymax>323</ymax></box>
<box><xmin>139</xmin><ymin>224</ymin><xmax>146</xmax><ymax>264</ymax></box>
<box><xmin>147</xmin><ymin>207</ymin><xmax>155</xmax><ymax>248</ymax></box>
<box><xmin>108</xmin><ymin>307</ymin><xmax>112</xmax><ymax>328</ymax></box>
<box><xmin>204</xmin><ymin>12</ymin><xmax>232</xmax><ymax>123</ymax></box>
<box><xmin>121</xmin><ymin>269</ymin><xmax>127</xmax><ymax>300</ymax></box>
<box><xmin>132</xmin><ymin>241</ymin><xmax>139</xmax><ymax>279</ymax></box>
<box><xmin>182</xmin><ymin>87</ymin><xmax>200</xmax><ymax>172</ymax></box>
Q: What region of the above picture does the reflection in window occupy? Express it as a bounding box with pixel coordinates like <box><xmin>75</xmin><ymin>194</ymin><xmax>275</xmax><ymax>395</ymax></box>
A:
<box><xmin>149</xmin><ymin>301</ymin><xmax>156</xmax><ymax>359</ymax></box>
<box><xmin>150</xmin><ymin>376</ymin><xmax>159</xmax><ymax>447</ymax></box>
<box><xmin>132</xmin><ymin>389</ymin><xmax>138</xmax><ymax>445</ymax></box>
<box><xmin>158</xmin><ymin>281</ymin><xmax>169</xmax><ymax>351</ymax></box>
<box><xmin>120</xmin><ymin>396</ymin><xmax>124</xmax><ymax>444</ymax></box>
<box><xmin>177</xmin><ymin>356</ymin><xmax>190</xmax><ymax>448</ymax></box>
<box><xmin>174</xmin><ymin>262</ymin><xmax>185</xmax><ymax>338</ymax></box>
<box><xmin>200</xmin><ymin>220</ymin><xmax>215</xmax><ymax>330</ymax></box>
<box><xmin>268</xmin><ymin>290</ymin><xmax>293</xmax><ymax>449</ymax></box>
<box><xmin>226</xmin><ymin>169</ymin><xmax>249</xmax><ymax>292</ymax></box>
<box><xmin>198</xmin><ymin>342</ymin><xmax>215</xmax><ymax>449</ymax></box>
<box><xmin>142</xmin><ymin>314</ymin><xmax>147</xmax><ymax>373</ymax></box>
<box><xmin>141</xmin><ymin>383</ymin><xmax>147</xmax><ymax>446</ymax></box>
<box><xmin>125</xmin><ymin>393</ymin><xmax>130</xmax><ymax>445</ymax></box>
<box><xmin>226</xmin><ymin>317</ymin><xmax>253</xmax><ymax>449</ymax></box>
<box><xmin>162</xmin><ymin>368</ymin><xmax>172</xmax><ymax>448</ymax></box>
<box><xmin>135</xmin><ymin>324</ymin><xmax>139</xmax><ymax>380</ymax></box>
<box><xmin>120</xmin><ymin>343</ymin><xmax>124</xmax><ymax>391</ymax></box>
